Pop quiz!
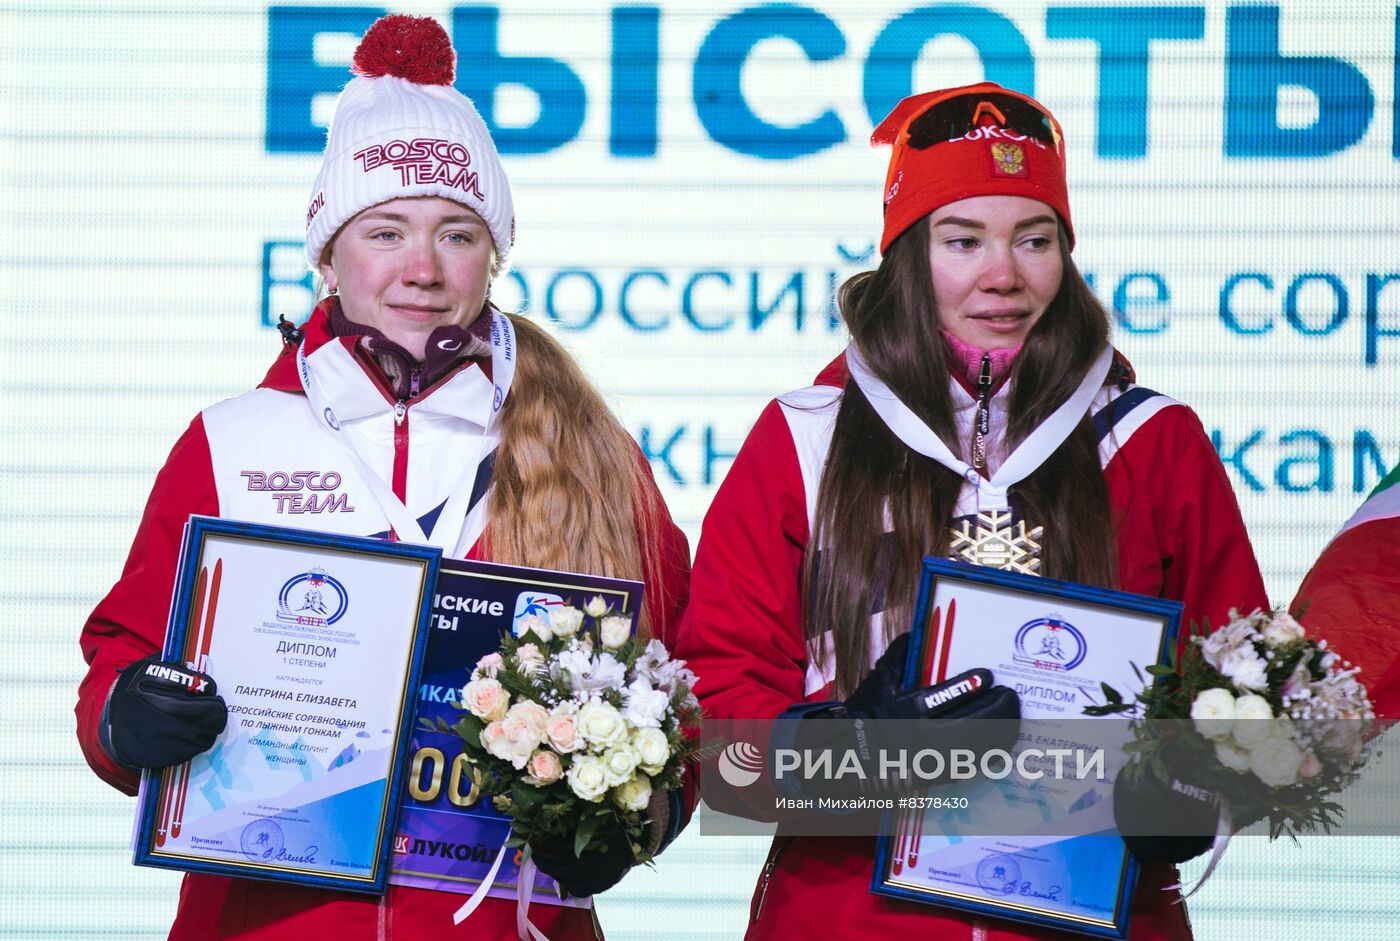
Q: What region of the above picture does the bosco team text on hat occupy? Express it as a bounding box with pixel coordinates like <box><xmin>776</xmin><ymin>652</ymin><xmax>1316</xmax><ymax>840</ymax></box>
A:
<box><xmin>303</xmin><ymin>15</ymin><xmax>515</xmax><ymax>271</ymax></box>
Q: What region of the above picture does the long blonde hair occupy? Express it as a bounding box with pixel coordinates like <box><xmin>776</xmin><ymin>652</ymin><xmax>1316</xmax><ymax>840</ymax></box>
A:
<box><xmin>483</xmin><ymin>314</ymin><xmax>663</xmax><ymax>637</ymax></box>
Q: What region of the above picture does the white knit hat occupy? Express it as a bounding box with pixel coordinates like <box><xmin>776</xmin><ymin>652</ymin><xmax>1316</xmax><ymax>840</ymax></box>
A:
<box><xmin>303</xmin><ymin>15</ymin><xmax>515</xmax><ymax>271</ymax></box>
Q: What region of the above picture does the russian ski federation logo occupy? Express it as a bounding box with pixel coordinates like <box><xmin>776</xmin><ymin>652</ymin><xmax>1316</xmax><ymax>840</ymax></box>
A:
<box><xmin>276</xmin><ymin>566</ymin><xmax>349</xmax><ymax>626</ymax></box>
<box><xmin>1013</xmin><ymin>615</ymin><xmax>1087</xmax><ymax>672</ymax></box>
<box><xmin>513</xmin><ymin>591</ymin><xmax>567</xmax><ymax>637</ymax></box>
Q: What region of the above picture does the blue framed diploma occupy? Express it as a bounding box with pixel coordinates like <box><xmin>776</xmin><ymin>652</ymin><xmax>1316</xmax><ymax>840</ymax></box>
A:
<box><xmin>871</xmin><ymin>557</ymin><xmax>1182</xmax><ymax>939</ymax></box>
<box><xmin>133</xmin><ymin>515</ymin><xmax>441</xmax><ymax>894</ymax></box>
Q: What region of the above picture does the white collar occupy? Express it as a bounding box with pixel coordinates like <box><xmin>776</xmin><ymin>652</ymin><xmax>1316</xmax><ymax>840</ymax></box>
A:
<box><xmin>296</xmin><ymin>311</ymin><xmax>517</xmax><ymax>550</ymax></box>
<box><xmin>846</xmin><ymin>344</ymin><xmax>1113</xmax><ymax>512</ymax></box>
<box><xmin>301</xmin><ymin>339</ymin><xmax>494</xmax><ymax>426</ymax></box>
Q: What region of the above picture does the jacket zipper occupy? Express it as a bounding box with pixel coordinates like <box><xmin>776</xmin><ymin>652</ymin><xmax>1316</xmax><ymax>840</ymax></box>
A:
<box><xmin>751</xmin><ymin>836</ymin><xmax>793</xmax><ymax>924</ymax></box>
<box><xmin>395</xmin><ymin>365</ymin><xmax>422</xmax><ymax>429</ymax></box>
<box><xmin>391</xmin><ymin>399</ymin><xmax>409</xmax><ymax>535</ymax></box>
<box><xmin>389</xmin><ymin>370</ymin><xmax>421</xmax><ymax>527</ymax></box>
<box><xmin>971</xmin><ymin>352</ymin><xmax>992</xmax><ymax>470</ymax></box>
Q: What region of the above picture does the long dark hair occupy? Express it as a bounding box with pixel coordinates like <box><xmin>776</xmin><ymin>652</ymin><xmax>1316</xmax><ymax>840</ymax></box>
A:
<box><xmin>803</xmin><ymin>218</ymin><xmax>1118</xmax><ymax>696</ymax></box>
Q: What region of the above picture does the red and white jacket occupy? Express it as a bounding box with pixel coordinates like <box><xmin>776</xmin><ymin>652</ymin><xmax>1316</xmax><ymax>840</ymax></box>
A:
<box><xmin>76</xmin><ymin>304</ymin><xmax>691</xmax><ymax>941</ymax></box>
<box><xmin>676</xmin><ymin>352</ymin><xmax>1268</xmax><ymax>941</ymax></box>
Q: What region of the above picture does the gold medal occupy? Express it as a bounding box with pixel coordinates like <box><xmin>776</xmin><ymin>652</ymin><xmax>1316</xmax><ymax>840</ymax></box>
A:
<box><xmin>948</xmin><ymin>510</ymin><xmax>1043</xmax><ymax>575</ymax></box>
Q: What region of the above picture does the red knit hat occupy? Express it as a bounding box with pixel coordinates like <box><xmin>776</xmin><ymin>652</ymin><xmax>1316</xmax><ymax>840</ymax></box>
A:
<box><xmin>872</xmin><ymin>83</ymin><xmax>1072</xmax><ymax>254</ymax></box>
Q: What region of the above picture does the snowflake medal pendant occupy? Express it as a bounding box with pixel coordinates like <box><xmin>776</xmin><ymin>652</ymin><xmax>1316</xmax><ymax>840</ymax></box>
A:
<box><xmin>947</xmin><ymin>508</ymin><xmax>1044</xmax><ymax>575</ymax></box>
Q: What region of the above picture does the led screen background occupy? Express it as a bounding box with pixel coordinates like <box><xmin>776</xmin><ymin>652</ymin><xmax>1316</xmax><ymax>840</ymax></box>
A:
<box><xmin>2</xmin><ymin>1</ymin><xmax>1397</xmax><ymax>937</ymax></box>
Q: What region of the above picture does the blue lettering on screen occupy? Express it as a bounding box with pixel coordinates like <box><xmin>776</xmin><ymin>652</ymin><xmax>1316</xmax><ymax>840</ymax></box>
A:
<box><xmin>1211</xmin><ymin>429</ymin><xmax>1394</xmax><ymax>495</ymax></box>
<box><xmin>635</xmin><ymin>423</ymin><xmax>1396</xmax><ymax>494</ymax></box>
<box><xmin>262</xmin><ymin>241</ymin><xmax>317</xmax><ymax>328</ymax></box>
<box><xmin>1223</xmin><ymin>5</ymin><xmax>1375</xmax><ymax>158</ymax></box>
<box><xmin>262</xmin><ymin>245</ymin><xmax>1400</xmax><ymax>366</ymax></box>
<box><xmin>600</xmin><ymin>423</ymin><xmax>1400</xmax><ymax>493</ymax></box>
<box><xmin>634</xmin><ymin>423</ymin><xmax>1395</xmax><ymax>494</ymax></box>
<box><xmin>1111</xmin><ymin>272</ymin><xmax>1170</xmax><ymax>334</ymax></box>
<box><xmin>864</xmin><ymin>5</ymin><xmax>1035</xmax><ymax>125</ymax></box>
<box><xmin>1217</xmin><ymin>270</ymin><xmax>1400</xmax><ymax>364</ymax></box>
<box><xmin>264</xmin><ymin>4</ymin><xmax>1393</xmax><ymax>160</ymax></box>
<box><xmin>638</xmin><ymin>424</ymin><xmax>742</xmax><ymax>487</ymax></box>
<box><xmin>1045</xmin><ymin>6</ymin><xmax>1205</xmax><ymax>158</ymax></box>
<box><xmin>612</xmin><ymin>6</ymin><xmax>661</xmax><ymax>157</ymax></box>
<box><xmin>1366</xmin><ymin>274</ymin><xmax>1400</xmax><ymax>365</ymax></box>
<box><xmin>694</xmin><ymin>4</ymin><xmax>846</xmax><ymax>159</ymax></box>
<box><xmin>252</xmin><ymin>240</ymin><xmax>1400</xmax><ymax>495</ymax></box>
<box><xmin>452</xmin><ymin>5</ymin><xmax>587</xmax><ymax>155</ymax></box>
<box><xmin>266</xmin><ymin>6</ymin><xmax>385</xmax><ymax>153</ymax></box>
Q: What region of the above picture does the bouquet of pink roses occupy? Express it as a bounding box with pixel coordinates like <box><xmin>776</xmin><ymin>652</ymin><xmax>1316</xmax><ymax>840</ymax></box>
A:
<box><xmin>433</xmin><ymin>597</ymin><xmax>701</xmax><ymax>860</ymax></box>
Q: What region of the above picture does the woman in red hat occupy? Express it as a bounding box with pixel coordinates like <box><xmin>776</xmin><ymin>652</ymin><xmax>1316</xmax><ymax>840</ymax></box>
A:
<box><xmin>75</xmin><ymin>14</ymin><xmax>689</xmax><ymax>940</ymax></box>
<box><xmin>676</xmin><ymin>83</ymin><xmax>1268</xmax><ymax>940</ymax></box>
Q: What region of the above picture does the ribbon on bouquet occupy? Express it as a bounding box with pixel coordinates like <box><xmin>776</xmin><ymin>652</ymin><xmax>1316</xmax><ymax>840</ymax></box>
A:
<box><xmin>1168</xmin><ymin>796</ymin><xmax>1234</xmax><ymax>901</ymax></box>
<box><xmin>450</xmin><ymin>829</ymin><xmax>556</xmax><ymax>941</ymax></box>
<box><xmin>515</xmin><ymin>848</ymin><xmax>552</xmax><ymax>941</ymax></box>
<box><xmin>451</xmin><ymin>830</ymin><xmax>512</xmax><ymax>926</ymax></box>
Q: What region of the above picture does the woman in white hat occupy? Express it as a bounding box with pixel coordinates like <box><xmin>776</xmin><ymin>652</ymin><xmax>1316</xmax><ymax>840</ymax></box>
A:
<box><xmin>76</xmin><ymin>15</ymin><xmax>689</xmax><ymax>939</ymax></box>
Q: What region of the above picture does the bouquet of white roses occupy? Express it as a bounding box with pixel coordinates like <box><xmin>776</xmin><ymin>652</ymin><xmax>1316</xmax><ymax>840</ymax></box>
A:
<box><xmin>1088</xmin><ymin>607</ymin><xmax>1376</xmax><ymax>838</ymax></box>
<box><xmin>432</xmin><ymin>597</ymin><xmax>701</xmax><ymax>861</ymax></box>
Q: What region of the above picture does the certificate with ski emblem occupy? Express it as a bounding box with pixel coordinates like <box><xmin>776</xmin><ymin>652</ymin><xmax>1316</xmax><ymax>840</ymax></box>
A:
<box><xmin>132</xmin><ymin>516</ymin><xmax>440</xmax><ymax>894</ymax></box>
<box><xmin>871</xmin><ymin>558</ymin><xmax>1181</xmax><ymax>939</ymax></box>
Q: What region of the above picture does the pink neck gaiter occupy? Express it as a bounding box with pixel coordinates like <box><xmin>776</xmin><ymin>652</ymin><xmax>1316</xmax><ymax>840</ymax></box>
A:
<box><xmin>941</xmin><ymin>330</ymin><xmax>1021</xmax><ymax>388</ymax></box>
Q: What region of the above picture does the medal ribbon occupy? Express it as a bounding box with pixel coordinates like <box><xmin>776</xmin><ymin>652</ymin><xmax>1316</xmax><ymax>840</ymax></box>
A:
<box><xmin>297</xmin><ymin>310</ymin><xmax>516</xmax><ymax>551</ymax></box>
<box><xmin>845</xmin><ymin>343</ymin><xmax>1113</xmax><ymax>512</ymax></box>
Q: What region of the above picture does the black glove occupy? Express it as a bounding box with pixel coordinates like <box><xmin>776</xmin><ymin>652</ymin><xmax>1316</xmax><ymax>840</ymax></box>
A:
<box><xmin>843</xmin><ymin>633</ymin><xmax>1018</xmax><ymax>722</ymax></box>
<box><xmin>106</xmin><ymin>654</ymin><xmax>228</xmax><ymax>771</ymax></box>
<box><xmin>792</xmin><ymin>634</ymin><xmax>1021</xmax><ymax>797</ymax></box>
<box><xmin>527</xmin><ymin>832</ymin><xmax>635</xmax><ymax>899</ymax></box>
<box><xmin>1113</xmin><ymin>759</ymin><xmax>1220</xmax><ymax>865</ymax></box>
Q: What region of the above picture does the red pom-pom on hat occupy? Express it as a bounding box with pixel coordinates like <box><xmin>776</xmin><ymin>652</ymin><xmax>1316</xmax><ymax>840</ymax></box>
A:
<box><xmin>352</xmin><ymin>14</ymin><xmax>456</xmax><ymax>86</ymax></box>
